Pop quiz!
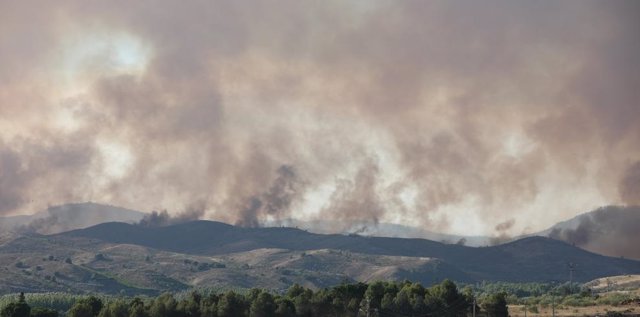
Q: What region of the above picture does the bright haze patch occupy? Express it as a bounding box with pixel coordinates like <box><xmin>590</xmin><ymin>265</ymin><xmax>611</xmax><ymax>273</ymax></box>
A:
<box><xmin>0</xmin><ymin>0</ymin><xmax>638</xmax><ymax>237</ymax></box>
<box><xmin>56</xmin><ymin>31</ymin><xmax>150</xmax><ymax>83</ymax></box>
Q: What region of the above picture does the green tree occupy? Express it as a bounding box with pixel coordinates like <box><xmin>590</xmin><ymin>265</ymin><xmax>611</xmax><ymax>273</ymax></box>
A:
<box><xmin>74</xmin><ymin>296</ymin><xmax>103</xmax><ymax>317</ymax></box>
<box><xmin>200</xmin><ymin>294</ymin><xmax>219</xmax><ymax>317</ymax></box>
<box><xmin>285</xmin><ymin>284</ymin><xmax>305</xmax><ymax>299</ymax></box>
<box><xmin>291</xmin><ymin>289</ymin><xmax>313</xmax><ymax>317</ymax></box>
<box><xmin>128</xmin><ymin>297</ymin><xmax>147</xmax><ymax>317</ymax></box>
<box><xmin>177</xmin><ymin>291</ymin><xmax>201</xmax><ymax>317</ymax></box>
<box><xmin>67</xmin><ymin>302</ymin><xmax>94</xmax><ymax>317</ymax></box>
<box><xmin>394</xmin><ymin>287</ymin><xmax>412</xmax><ymax>315</ymax></box>
<box><xmin>98</xmin><ymin>300</ymin><xmax>128</xmax><ymax>317</ymax></box>
<box><xmin>149</xmin><ymin>293</ymin><xmax>177</xmax><ymax>317</ymax></box>
<box><xmin>274</xmin><ymin>298</ymin><xmax>295</xmax><ymax>317</ymax></box>
<box><xmin>217</xmin><ymin>291</ymin><xmax>246</xmax><ymax>317</ymax></box>
<box><xmin>482</xmin><ymin>292</ymin><xmax>509</xmax><ymax>317</ymax></box>
<box><xmin>1</xmin><ymin>293</ymin><xmax>30</xmax><ymax>317</ymax></box>
<box><xmin>364</xmin><ymin>281</ymin><xmax>386</xmax><ymax>310</ymax></box>
<box><xmin>249</xmin><ymin>292</ymin><xmax>276</xmax><ymax>317</ymax></box>
<box><xmin>425</xmin><ymin>279</ymin><xmax>468</xmax><ymax>317</ymax></box>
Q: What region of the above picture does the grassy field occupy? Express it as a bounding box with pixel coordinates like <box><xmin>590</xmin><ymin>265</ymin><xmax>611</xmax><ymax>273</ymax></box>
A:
<box><xmin>508</xmin><ymin>304</ymin><xmax>638</xmax><ymax>317</ymax></box>
<box><xmin>586</xmin><ymin>275</ymin><xmax>640</xmax><ymax>293</ymax></box>
<box><xmin>506</xmin><ymin>276</ymin><xmax>640</xmax><ymax>317</ymax></box>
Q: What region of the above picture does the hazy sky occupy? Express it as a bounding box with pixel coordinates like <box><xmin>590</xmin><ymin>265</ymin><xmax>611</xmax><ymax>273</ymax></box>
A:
<box><xmin>0</xmin><ymin>0</ymin><xmax>638</xmax><ymax>236</ymax></box>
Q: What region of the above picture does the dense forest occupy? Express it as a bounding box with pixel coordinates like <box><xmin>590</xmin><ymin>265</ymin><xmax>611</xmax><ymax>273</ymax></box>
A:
<box><xmin>0</xmin><ymin>280</ymin><xmax>508</xmax><ymax>317</ymax></box>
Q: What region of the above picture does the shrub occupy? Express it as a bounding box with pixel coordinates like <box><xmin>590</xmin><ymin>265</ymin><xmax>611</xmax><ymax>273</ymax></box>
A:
<box><xmin>30</xmin><ymin>307</ymin><xmax>58</xmax><ymax>317</ymax></box>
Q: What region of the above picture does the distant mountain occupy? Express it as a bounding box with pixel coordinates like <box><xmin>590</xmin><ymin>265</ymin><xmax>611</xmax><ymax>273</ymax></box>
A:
<box><xmin>0</xmin><ymin>202</ymin><xmax>145</xmax><ymax>234</ymax></box>
<box><xmin>540</xmin><ymin>206</ymin><xmax>640</xmax><ymax>260</ymax></box>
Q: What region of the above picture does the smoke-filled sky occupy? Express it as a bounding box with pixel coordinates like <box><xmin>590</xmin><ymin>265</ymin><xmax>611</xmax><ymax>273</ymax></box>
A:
<box><xmin>1</xmin><ymin>0</ymin><xmax>639</xmax><ymax>236</ymax></box>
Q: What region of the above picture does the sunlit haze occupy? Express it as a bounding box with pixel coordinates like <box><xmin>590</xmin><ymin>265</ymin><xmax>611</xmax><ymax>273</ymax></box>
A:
<box><xmin>0</xmin><ymin>0</ymin><xmax>638</xmax><ymax>237</ymax></box>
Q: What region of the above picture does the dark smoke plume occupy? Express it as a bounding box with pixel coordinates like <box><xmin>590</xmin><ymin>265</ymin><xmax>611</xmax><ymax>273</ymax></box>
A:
<box><xmin>18</xmin><ymin>214</ymin><xmax>60</xmax><ymax>235</ymax></box>
<box><xmin>138</xmin><ymin>204</ymin><xmax>205</xmax><ymax>227</ymax></box>
<box><xmin>236</xmin><ymin>165</ymin><xmax>303</xmax><ymax>227</ymax></box>
<box><xmin>318</xmin><ymin>159</ymin><xmax>384</xmax><ymax>232</ymax></box>
<box><xmin>489</xmin><ymin>218</ymin><xmax>516</xmax><ymax>245</ymax></box>
<box><xmin>548</xmin><ymin>206</ymin><xmax>640</xmax><ymax>260</ymax></box>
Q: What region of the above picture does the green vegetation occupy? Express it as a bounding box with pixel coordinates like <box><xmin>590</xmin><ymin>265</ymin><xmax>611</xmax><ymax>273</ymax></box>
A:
<box><xmin>2</xmin><ymin>280</ymin><xmax>638</xmax><ymax>316</ymax></box>
<box><xmin>469</xmin><ymin>281</ymin><xmax>556</xmax><ymax>298</ymax></box>
<box><xmin>1</xmin><ymin>293</ymin><xmax>30</xmax><ymax>317</ymax></box>
<box><xmin>470</xmin><ymin>281</ymin><xmax>640</xmax><ymax>309</ymax></box>
<box><xmin>29</xmin><ymin>308</ymin><xmax>57</xmax><ymax>317</ymax></box>
<box><xmin>0</xmin><ymin>280</ymin><xmax>507</xmax><ymax>317</ymax></box>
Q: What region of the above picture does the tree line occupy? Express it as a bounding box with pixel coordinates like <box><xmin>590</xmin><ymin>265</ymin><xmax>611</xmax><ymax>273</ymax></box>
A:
<box><xmin>1</xmin><ymin>280</ymin><xmax>508</xmax><ymax>317</ymax></box>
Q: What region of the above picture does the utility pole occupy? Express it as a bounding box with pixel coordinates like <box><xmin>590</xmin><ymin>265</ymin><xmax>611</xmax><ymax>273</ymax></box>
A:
<box><xmin>359</xmin><ymin>296</ymin><xmax>371</xmax><ymax>317</ymax></box>
<box><xmin>568</xmin><ymin>262</ymin><xmax>576</xmax><ymax>293</ymax></box>
<box><xmin>473</xmin><ymin>297</ymin><xmax>476</xmax><ymax>317</ymax></box>
<box><xmin>367</xmin><ymin>298</ymin><xmax>370</xmax><ymax>317</ymax></box>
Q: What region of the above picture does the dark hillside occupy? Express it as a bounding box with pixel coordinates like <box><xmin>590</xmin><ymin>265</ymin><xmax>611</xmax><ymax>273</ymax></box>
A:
<box><xmin>61</xmin><ymin>220</ymin><xmax>640</xmax><ymax>283</ymax></box>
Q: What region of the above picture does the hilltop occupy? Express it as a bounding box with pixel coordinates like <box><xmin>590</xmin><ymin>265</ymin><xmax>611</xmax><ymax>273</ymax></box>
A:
<box><xmin>0</xmin><ymin>220</ymin><xmax>639</xmax><ymax>295</ymax></box>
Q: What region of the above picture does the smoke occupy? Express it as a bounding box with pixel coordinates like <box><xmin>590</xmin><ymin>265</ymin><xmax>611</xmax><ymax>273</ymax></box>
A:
<box><xmin>0</xmin><ymin>146</ymin><xmax>26</xmax><ymax>213</ymax></box>
<box><xmin>13</xmin><ymin>202</ymin><xmax>144</xmax><ymax>234</ymax></box>
<box><xmin>138</xmin><ymin>203</ymin><xmax>205</xmax><ymax>227</ymax></box>
<box><xmin>0</xmin><ymin>139</ymin><xmax>94</xmax><ymax>214</ymax></box>
<box><xmin>619</xmin><ymin>161</ymin><xmax>640</xmax><ymax>206</ymax></box>
<box><xmin>18</xmin><ymin>214</ymin><xmax>61</xmax><ymax>235</ymax></box>
<box><xmin>495</xmin><ymin>219</ymin><xmax>515</xmax><ymax>232</ymax></box>
<box><xmin>0</xmin><ymin>0</ymin><xmax>639</xmax><ymax>236</ymax></box>
<box><xmin>548</xmin><ymin>206</ymin><xmax>640</xmax><ymax>260</ymax></box>
<box><xmin>549</xmin><ymin>217</ymin><xmax>595</xmax><ymax>246</ymax></box>
<box><xmin>318</xmin><ymin>159</ymin><xmax>385</xmax><ymax>232</ymax></box>
<box><xmin>489</xmin><ymin>218</ymin><xmax>516</xmax><ymax>245</ymax></box>
<box><xmin>235</xmin><ymin>165</ymin><xmax>303</xmax><ymax>227</ymax></box>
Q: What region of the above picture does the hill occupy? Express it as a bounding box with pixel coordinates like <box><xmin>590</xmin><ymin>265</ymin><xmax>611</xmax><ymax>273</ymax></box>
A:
<box><xmin>0</xmin><ymin>202</ymin><xmax>145</xmax><ymax>235</ymax></box>
<box><xmin>1</xmin><ymin>220</ymin><xmax>636</xmax><ymax>295</ymax></box>
<box><xmin>60</xmin><ymin>221</ymin><xmax>640</xmax><ymax>283</ymax></box>
<box><xmin>3</xmin><ymin>203</ymin><xmax>638</xmax><ymax>260</ymax></box>
<box><xmin>584</xmin><ymin>274</ymin><xmax>640</xmax><ymax>293</ymax></box>
<box><xmin>268</xmin><ymin>218</ymin><xmax>493</xmax><ymax>246</ymax></box>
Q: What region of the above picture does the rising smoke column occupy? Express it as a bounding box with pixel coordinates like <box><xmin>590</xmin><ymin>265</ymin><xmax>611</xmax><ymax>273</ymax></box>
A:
<box><xmin>0</xmin><ymin>0</ymin><xmax>638</xmax><ymax>237</ymax></box>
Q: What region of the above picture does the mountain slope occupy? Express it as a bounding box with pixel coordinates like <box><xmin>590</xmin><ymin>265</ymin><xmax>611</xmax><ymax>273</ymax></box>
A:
<box><xmin>61</xmin><ymin>220</ymin><xmax>640</xmax><ymax>283</ymax></box>
<box><xmin>0</xmin><ymin>234</ymin><xmax>470</xmax><ymax>295</ymax></box>
<box><xmin>269</xmin><ymin>218</ymin><xmax>493</xmax><ymax>246</ymax></box>
<box><xmin>2</xmin><ymin>220</ymin><xmax>639</xmax><ymax>295</ymax></box>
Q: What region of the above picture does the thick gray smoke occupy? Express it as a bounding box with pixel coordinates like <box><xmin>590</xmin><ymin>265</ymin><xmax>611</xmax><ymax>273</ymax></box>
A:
<box><xmin>319</xmin><ymin>159</ymin><xmax>385</xmax><ymax>232</ymax></box>
<box><xmin>548</xmin><ymin>206</ymin><xmax>640</xmax><ymax>260</ymax></box>
<box><xmin>0</xmin><ymin>0</ymin><xmax>639</xmax><ymax>236</ymax></box>
<box><xmin>138</xmin><ymin>204</ymin><xmax>205</xmax><ymax>227</ymax></box>
<box><xmin>489</xmin><ymin>218</ymin><xmax>516</xmax><ymax>245</ymax></box>
<box><xmin>619</xmin><ymin>161</ymin><xmax>640</xmax><ymax>206</ymax></box>
<box><xmin>236</xmin><ymin>165</ymin><xmax>302</xmax><ymax>227</ymax></box>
